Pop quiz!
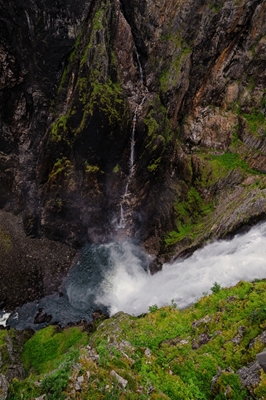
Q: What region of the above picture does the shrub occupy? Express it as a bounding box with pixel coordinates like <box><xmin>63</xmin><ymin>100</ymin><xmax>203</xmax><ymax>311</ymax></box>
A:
<box><xmin>211</xmin><ymin>282</ymin><xmax>221</xmax><ymax>294</ymax></box>
<box><xmin>149</xmin><ymin>304</ymin><xmax>158</xmax><ymax>313</ymax></box>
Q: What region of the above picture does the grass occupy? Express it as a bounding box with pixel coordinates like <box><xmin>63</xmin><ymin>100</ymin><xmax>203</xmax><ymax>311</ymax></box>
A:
<box><xmin>22</xmin><ymin>325</ymin><xmax>88</xmax><ymax>374</ymax></box>
<box><xmin>6</xmin><ymin>280</ymin><xmax>266</xmax><ymax>399</ymax></box>
<box><xmin>244</xmin><ymin>111</ymin><xmax>265</xmax><ymax>135</ymax></box>
<box><xmin>165</xmin><ymin>187</ymin><xmax>214</xmax><ymax>246</ymax></box>
<box><xmin>211</xmin><ymin>152</ymin><xmax>247</xmax><ymax>169</ymax></box>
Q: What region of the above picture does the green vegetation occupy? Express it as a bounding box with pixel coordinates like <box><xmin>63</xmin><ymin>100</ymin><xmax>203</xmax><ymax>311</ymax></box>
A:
<box><xmin>5</xmin><ymin>280</ymin><xmax>266</xmax><ymax>399</ymax></box>
<box><xmin>48</xmin><ymin>157</ymin><xmax>73</xmax><ymax>185</ymax></box>
<box><xmin>144</xmin><ymin>96</ymin><xmax>173</xmax><ymax>147</ymax></box>
<box><xmin>244</xmin><ymin>110</ymin><xmax>265</xmax><ymax>135</ymax></box>
<box><xmin>85</xmin><ymin>163</ymin><xmax>100</xmax><ymax>174</ymax></box>
<box><xmin>49</xmin><ymin>0</ymin><xmax>129</xmax><ymax>148</ymax></box>
<box><xmin>22</xmin><ymin>325</ymin><xmax>88</xmax><ymax>374</ymax></box>
<box><xmin>112</xmin><ymin>164</ymin><xmax>120</xmax><ymax>173</ymax></box>
<box><xmin>147</xmin><ymin>157</ymin><xmax>161</xmax><ymax>173</ymax></box>
<box><xmin>165</xmin><ymin>187</ymin><xmax>214</xmax><ymax>246</ymax></box>
<box><xmin>211</xmin><ymin>282</ymin><xmax>222</xmax><ymax>294</ymax></box>
<box><xmin>77</xmin><ymin>77</ymin><xmax>125</xmax><ymax>133</ymax></box>
<box><xmin>159</xmin><ymin>47</ymin><xmax>191</xmax><ymax>93</ymax></box>
<box><xmin>159</xmin><ymin>33</ymin><xmax>191</xmax><ymax>93</ymax></box>
<box><xmin>211</xmin><ymin>152</ymin><xmax>249</xmax><ymax>171</ymax></box>
<box><xmin>7</xmin><ymin>326</ymin><xmax>88</xmax><ymax>399</ymax></box>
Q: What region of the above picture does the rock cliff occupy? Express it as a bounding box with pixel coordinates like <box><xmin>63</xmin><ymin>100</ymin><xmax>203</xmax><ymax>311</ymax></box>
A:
<box><xmin>0</xmin><ymin>0</ymin><xmax>266</xmax><ymax>306</ymax></box>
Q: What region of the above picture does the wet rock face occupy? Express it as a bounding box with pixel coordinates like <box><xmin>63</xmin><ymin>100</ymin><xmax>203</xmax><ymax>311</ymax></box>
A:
<box><xmin>0</xmin><ymin>211</ymin><xmax>76</xmax><ymax>310</ymax></box>
<box><xmin>0</xmin><ymin>0</ymin><xmax>266</xmax><ymax>262</ymax></box>
<box><xmin>0</xmin><ymin>0</ymin><xmax>92</xmax><ymax>243</ymax></box>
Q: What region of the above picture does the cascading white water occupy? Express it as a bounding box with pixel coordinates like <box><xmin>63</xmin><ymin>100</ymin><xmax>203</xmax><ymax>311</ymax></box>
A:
<box><xmin>96</xmin><ymin>221</ymin><xmax>266</xmax><ymax>316</ymax></box>
<box><xmin>117</xmin><ymin>204</ymin><xmax>126</xmax><ymax>229</ymax></box>
<box><xmin>129</xmin><ymin>107</ymin><xmax>137</xmax><ymax>178</ymax></box>
<box><xmin>4</xmin><ymin>222</ymin><xmax>266</xmax><ymax>330</ymax></box>
<box><xmin>116</xmin><ymin>45</ymin><xmax>147</xmax><ymax>231</ymax></box>
<box><xmin>136</xmin><ymin>50</ymin><xmax>144</xmax><ymax>85</ymax></box>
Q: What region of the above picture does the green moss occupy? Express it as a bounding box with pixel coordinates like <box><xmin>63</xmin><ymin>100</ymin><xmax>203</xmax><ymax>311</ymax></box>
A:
<box><xmin>8</xmin><ymin>280</ymin><xmax>266</xmax><ymax>399</ymax></box>
<box><xmin>159</xmin><ymin>47</ymin><xmax>191</xmax><ymax>93</ymax></box>
<box><xmin>159</xmin><ymin>33</ymin><xmax>191</xmax><ymax>93</ymax></box>
<box><xmin>77</xmin><ymin>77</ymin><xmax>124</xmax><ymax>133</ymax></box>
<box><xmin>244</xmin><ymin>111</ymin><xmax>265</xmax><ymax>135</ymax></box>
<box><xmin>147</xmin><ymin>158</ymin><xmax>161</xmax><ymax>172</ymax></box>
<box><xmin>22</xmin><ymin>325</ymin><xmax>88</xmax><ymax>374</ymax></box>
<box><xmin>85</xmin><ymin>163</ymin><xmax>100</xmax><ymax>173</ymax></box>
<box><xmin>144</xmin><ymin>96</ymin><xmax>172</xmax><ymax>144</ymax></box>
<box><xmin>112</xmin><ymin>164</ymin><xmax>119</xmax><ymax>173</ymax></box>
<box><xmin>211</xmin><ymin>152</ymin><xmax>248</xmax><ymax>170</ymax></box>
<box><xmin>48</xmin><ymin>157</ymin><xmax>72</xmax><ymax>184</ymax></box>
<box><xmin>165</xmin><ymin>187</ymin><xmax>214</xmax><ymax>246</ymax></box>
<box><xmin>50</xmin><ymin>108</ymin><xmax>76</xmax><ymax>144</ymax></box>
<box><xmin>50</xmin><ymin>115</ymin><xmax>68</xmax><ymax>143</ymax></box>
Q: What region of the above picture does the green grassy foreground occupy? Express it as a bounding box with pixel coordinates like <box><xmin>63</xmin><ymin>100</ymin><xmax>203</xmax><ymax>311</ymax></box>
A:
<box><xmin>3</xmin><ymin>279</ymin><xmax>266</xmax><ymax>399</ymax></box>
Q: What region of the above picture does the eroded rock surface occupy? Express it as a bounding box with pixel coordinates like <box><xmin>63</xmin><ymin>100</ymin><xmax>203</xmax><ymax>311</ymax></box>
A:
<box><xmin>0</xmin><ymin>0</ymin><xmax>266</xmax><ymax>306</ymax></box>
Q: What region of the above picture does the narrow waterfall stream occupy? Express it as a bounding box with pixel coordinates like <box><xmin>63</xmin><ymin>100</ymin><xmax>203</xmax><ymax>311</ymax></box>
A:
<box><xmin>116</xmin><ymin>45</ymin><xmax>147</xmax><ymax>232</ymax></box>
<box><xmin>3</xmin><ymin>221</ymin><xmax>266</xmax><ymax>330</ymax></box>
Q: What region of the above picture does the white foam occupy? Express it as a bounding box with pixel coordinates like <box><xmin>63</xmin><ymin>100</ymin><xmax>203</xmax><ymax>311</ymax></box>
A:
<box><xmin>0</xmin><ymin>312</ymin><xmax>11</xmax><ymax>327</ymax></box>
<box><xmin>97</xmin><ymin>222</ymin><xmax>266</xmax><ymax>315</ymax></box>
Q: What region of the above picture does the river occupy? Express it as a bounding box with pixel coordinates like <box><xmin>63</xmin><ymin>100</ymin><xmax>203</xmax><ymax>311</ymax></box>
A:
<box><xmin>2</xmin><ymin>221</ymin><xmax>266</xmax><ymax>329</ymax></box>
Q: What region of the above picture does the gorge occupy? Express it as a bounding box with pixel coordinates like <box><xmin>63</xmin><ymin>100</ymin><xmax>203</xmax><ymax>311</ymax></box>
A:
<box><xmin>1</xmin><ymin>0</ymin><xmax>266</xmax><ymax>398</ymax></box>
<box><xmin>0</xmin><ymin>0</ymin><xmax>266</xmax><ymax>313</ymax></box>
<box><xmin>4</xmin><ymin>221</ymin><xmax>266</xmax><ymax>330</ymax></box>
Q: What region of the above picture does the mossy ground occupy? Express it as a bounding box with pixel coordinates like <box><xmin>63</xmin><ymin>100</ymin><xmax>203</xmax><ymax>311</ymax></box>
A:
<box><xmin>6</xmin><ymin>280</ymin><xmax>266</xmax><ymax>399</ymax></box>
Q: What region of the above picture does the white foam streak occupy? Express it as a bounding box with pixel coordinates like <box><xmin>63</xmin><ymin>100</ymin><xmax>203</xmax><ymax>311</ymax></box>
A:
<box><xmin>97</xmin><ymin>222</ymin><xmax>266</xmax><ymax>315</ymax></box>
<box><xmin>0</xmin><ymin>312</ymin><xmax>11</xmax><ymax>327</ymax></box>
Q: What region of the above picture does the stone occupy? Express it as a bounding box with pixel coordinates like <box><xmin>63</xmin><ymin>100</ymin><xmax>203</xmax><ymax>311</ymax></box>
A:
<box><xmin>77</xmin><ymin>375</ymin><xmax>84</xmax><ymax>384</ymax></box>
<box><xmin>34</xmin><ymin>309</ymin><xmax>52</xmax><ymax>325</ymax></box>
<box><xmin>1</xmin><ymin>0</ymin><xmax>266</xmax><ymax>319</ymax></box>
<box><xmin>110</xmin><ymin>370</ymin><xmax>128</xmax><ymax>388</ymax></box>
<box><xmin>0</xmin><ymin>374</ymin><xmax>9</xmax><ymax>400</ymax></box>
<box><xmin>237</xmin><ymin>362</ymin><xmax>261</xmax><ymax>388</ymax></box>
<box><xmin>256</xmin><ymin>352</ymin><xmax>266</xmax><ymax>373</ymax></box>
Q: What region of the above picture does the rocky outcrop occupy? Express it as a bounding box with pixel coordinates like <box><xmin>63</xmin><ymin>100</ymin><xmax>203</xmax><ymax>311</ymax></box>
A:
<box><xmin>0</xmin><ymin>329</ymin><xmax>32</xmax><ymax>399</ymax></box>
<box><xmin>0</xmin><ymin>0</ymin><xmax>266</xmax><ymax>306</ymax></box>
<box><xmin>0</xmin><ymin>210</ymin><xmax>75</xmax><ymax>310</ymax></box>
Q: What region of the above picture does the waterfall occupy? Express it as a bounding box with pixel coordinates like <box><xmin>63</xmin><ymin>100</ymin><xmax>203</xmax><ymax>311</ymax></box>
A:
<box><xmin>129</xmin><ymin>106</ymin><xmax>137</xmax><ymax>177</ymax></box>
<box><xmin>136</xmin><ymin>50</ymin><xmax>144</xmax><ymax>85</ymax></box>
<box><xmin>5</xmin><ymin>222</ymin><xmax>266</xmax><ymax>330</ymax></box>
<box><xmin>115</xmin><ymin>43</ymin><xmax>148</xmax><ymax>232</ymax></box>
<box><xmin>117</xmin><ymin>204</ymin><xmax>126</xmax><ymax>229</ymax></box>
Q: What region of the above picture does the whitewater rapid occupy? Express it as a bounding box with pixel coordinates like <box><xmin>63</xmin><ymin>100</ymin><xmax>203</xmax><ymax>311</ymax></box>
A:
<box><xmin>3</xmin><ymin>221</ymin><xmax>266</xmax><ymax>329</ymax></box>
<box><xmin>97</xmin><ymin>222</ymin><xmax>266</xmax><ymax>315</ymax></box>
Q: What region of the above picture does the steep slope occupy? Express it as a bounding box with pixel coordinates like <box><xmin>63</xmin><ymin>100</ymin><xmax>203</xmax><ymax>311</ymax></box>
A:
<box><xmin>0</xmin><ymin>0</ymin><xmax>266</xmax><ymax>305</ymax></box>
<box><xmin>4</xmin><ymin>279</ymin><xmax>266</xmax><ymax>399</ymax></box>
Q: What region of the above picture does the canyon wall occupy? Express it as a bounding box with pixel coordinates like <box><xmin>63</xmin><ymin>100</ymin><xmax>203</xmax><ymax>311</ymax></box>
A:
<box><xmin>0</xmin><ymin>0</ymin><xmax>266</xmax><ymax>305</ymax></box>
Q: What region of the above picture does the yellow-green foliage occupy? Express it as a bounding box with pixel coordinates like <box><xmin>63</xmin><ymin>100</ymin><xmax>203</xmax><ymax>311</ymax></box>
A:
<box><xmin>244</xmin><ymin>110</ymin><xmax>265</xmax><ymax>135</ymax></box>
<box><xmin>165</xmin><ymin>187</ymin><xmax>214</xmax><ymax>246</ymax></box>
<box><xmin>22</xmin><ymin>325</ymin><xmax>88</xmax><ymax>374</ymax></box>
<box><xmin>85</xmin><ymin>163</ymin><xmax>100</xmax><ymax>173</ymax></box>
<box><xmin>48</xmin><ymin>157</ymin><xmax>72</xmax><ymax>184</ymax></box>
<box><xmin>8</xmin><ymin>280</ymin><xmax>266</xmax><ymax>399</ymax></box>
<box><xmin>144</xmin><ymin>96</ymin><xmax>172</xmax><ymax>144</ymax></box>
<box><xmin>77</xmin><ymin>77</ymin><xmax>124</xmax><ymax>133</ymax></box>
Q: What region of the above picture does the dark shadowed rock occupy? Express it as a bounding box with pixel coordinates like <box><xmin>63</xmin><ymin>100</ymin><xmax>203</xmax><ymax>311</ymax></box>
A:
<box><xmin>34</xmin><ymin>309</ymin><xmax>52</xmax><ymax>325</ymax></box>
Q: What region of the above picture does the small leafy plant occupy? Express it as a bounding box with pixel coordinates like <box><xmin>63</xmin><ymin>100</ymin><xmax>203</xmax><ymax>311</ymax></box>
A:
<box><xmin>211</xmin><ymin>282</ymin><xmax>221</xmax><ymax>293</ymax></box>
<box><xmin>148</xmin><ymin>304</ymin><xmax>158</xmax><ymax>313</ymax></box>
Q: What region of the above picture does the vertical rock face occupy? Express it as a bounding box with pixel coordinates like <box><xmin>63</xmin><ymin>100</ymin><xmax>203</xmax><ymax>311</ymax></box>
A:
<box><xmin>0</xmin><ymin>0</ymin><xmax>92</xmax><ymax>237</ymax></box>
<box><xmin>0</xmin><ymin>0</ymin><xmax>266</xmax><ymax>260</ymax></box>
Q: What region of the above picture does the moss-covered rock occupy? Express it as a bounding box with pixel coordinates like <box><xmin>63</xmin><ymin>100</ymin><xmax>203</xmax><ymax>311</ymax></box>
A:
<box><xmin>6</xmin><ymin>279</ymin><xmax>266</xmax><ymax>399</ymax></box>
